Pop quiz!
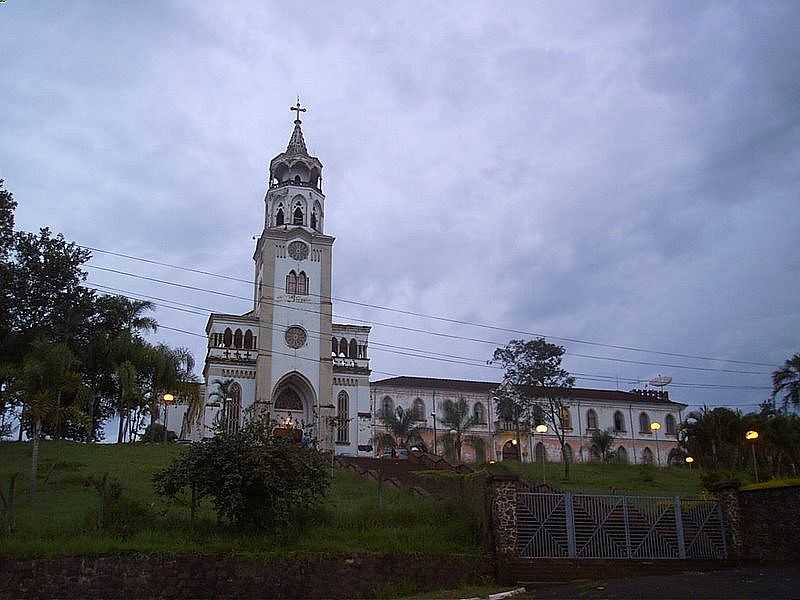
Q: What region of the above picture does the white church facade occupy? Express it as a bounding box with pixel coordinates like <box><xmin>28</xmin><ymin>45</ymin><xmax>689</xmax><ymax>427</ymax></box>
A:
<box><xmin>174</xmin><ymin>105</ymin><xmax>685</xmax><ymax>466</ymax></box>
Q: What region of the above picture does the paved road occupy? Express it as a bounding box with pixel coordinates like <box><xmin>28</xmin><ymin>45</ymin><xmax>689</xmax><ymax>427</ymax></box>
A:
<box><xmin>524</xmin><ymin>565</ymin><xmax>798</xmax><ymax>599</ymax></box>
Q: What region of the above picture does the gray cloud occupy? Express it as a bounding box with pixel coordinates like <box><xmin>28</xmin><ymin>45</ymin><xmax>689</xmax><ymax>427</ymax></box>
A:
<box><xmin>1</xmin><ymin>0</ymin><xmax>798</xmax><ymax>418</ymax></box>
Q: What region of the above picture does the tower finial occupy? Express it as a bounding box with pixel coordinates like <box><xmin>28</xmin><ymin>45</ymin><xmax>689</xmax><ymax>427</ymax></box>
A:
<box><xmin>290</xmin><ymin>97</ymin><xmax>307</xmax><ymax>124</ymax></box>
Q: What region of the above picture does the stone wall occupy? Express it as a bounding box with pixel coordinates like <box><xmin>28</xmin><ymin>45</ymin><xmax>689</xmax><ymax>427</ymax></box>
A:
<box><xmin>733</xmin><ymin>484</ymin><xmax>800</xmax><ymax>562</ymax></box>
<box><xmin>0</xmin><ymin>553</ymin><xmax>490</xmax><ymax>600</ymax></box>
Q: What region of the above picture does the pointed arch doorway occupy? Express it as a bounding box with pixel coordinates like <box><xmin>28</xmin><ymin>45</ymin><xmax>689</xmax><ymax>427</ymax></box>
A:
<box><xmin>271</xmin><ymin>371</ymin><xmax>317</xmax><ymax>432</ymax></box>
<box><xmin>502</xmin><ymin>440</ymin><xmax>520</xmax><ymax>461</ymax></box>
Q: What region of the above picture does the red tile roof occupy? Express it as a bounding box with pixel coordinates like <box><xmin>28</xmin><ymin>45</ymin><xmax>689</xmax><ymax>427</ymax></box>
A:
<box><xmin>370</xmin><ymin>376</ymin><xmax>685</xmax><ymax>406</ymax></box>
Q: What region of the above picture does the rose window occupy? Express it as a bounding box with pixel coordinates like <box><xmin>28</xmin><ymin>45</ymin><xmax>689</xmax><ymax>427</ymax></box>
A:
<box><xmin>285</xmin><ymin>326</ymin><xmax>307</xmax><ymax>349</ymax></box>
<box><xmin>288</xmin><ymin>241</ymin><xmax>309</xmax><ymax>261</ymax></box>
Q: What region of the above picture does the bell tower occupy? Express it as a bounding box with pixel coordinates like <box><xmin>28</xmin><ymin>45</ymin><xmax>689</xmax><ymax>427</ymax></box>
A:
<box><xmin>253</xmin><ymin>100</ymin><xmax>334</xmax><ymax>447</ymax></box>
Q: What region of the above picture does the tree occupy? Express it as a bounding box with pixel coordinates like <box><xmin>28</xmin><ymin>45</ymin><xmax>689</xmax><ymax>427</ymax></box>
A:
<box><xmin>153</xmin><ymin>421</ymin><xmax>330</xmax><ymax>529</ymax></box>
<box><xmin>492</xmin><ymin>338</ymin><xmax>576</xmax><ymax>479</ymax></box>
<box><xmin>773</xmin><ymin>353</ymin><xmax>800</xmax><ymax>409</ymax></box>
<box><xmin>590</xmin><ymin>430</ymin><xmax>615</xmax><ymax>463</ymax></box>
<box><xmin>439</xmin><ymin>397</ymin><xmax>479</xmax><ymax>463</ymax></box>
<box><xmin>374</xmin><ymin>405</ymin><xmax>422</xmax><ymax>452</ymax></box>
<box><xmin>16</xmin><ymin>340</ymin><xmax>88</xmax><ymax>496</ymax></box>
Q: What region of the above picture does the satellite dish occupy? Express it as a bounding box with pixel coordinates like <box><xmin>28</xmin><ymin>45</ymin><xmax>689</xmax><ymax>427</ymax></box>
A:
<box><xmin>649</xmin><ymin>375</ymin><xmax>672</xmax><ymax>387</ymax></box>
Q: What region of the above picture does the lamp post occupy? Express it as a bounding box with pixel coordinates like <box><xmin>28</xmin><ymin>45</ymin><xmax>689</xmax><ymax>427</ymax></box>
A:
<box><xmin>685</xmin><ymin>456</ymin><xmax>694</xmax><ymax>470</ymax></box>
<box><xmin>431</xmin><ymin>411</ymin><xmax>438</xmax><ymax>455</ymax></box>
<box><xmin>536</xmin><ymin>424</ymin><xmax>548</xmax><ymax>483</ymax></box>
<box><xmin>162</xmin><ymin>393</ymin><xmax>174</xmax><ymax>443</ymax></box>
<box><xmin>745</xmin><ymin>430</ymin><xmax>759</xmax><ymax>483</ymax></box>
<box><xmin>450</xmin><ymin>428</ymin><xmax>458</xmax><ymax>463</ymax></box>
<box><xmin>650</xmin><ymin>421</ymin><xmax>661</xmax><ymax>465</ymax></box>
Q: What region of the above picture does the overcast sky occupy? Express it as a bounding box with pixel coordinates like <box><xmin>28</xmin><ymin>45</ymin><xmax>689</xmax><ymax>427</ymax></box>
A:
<box><xmin>2</xmin><ymin>1</ymin><xmax>798</xmax><ymax>418</ymax></box>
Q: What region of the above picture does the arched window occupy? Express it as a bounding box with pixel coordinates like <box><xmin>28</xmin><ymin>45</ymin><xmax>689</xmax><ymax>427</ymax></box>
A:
<box><xmin>275</xmin><ymin>207</ymin><xmax>284</xmax><ymax>226</ymax></box>
<box><xmin>223</xmin><ymin>328</ymin><xmax>233</xmax><ymax>348</ymax></box>
<box><xmin>310</xmin><ymin>211</ymin><xmax>317</xmax><ymax>230</ymax></box>
<box><xmin>349</xmin><ymin>339</ymin><xmax>358</xmax><ymax>359</ymax></box>
<box><xmin>614</xmin><ymin>411</ymin><xmax>626</xmax><ymax>432</ymax></box>
<box><xmin>666</xmin><ymin>414</ymin><xmax>676</xmax><ymax>435</ymax></box>
<box><xmin>233</xmin><ymin>328</ymin><xmax>243</xmax><ymax>349</ymax></box>
<box><xmin>586</xmin><ymin>409</ymin><xmax>598</xmax><ymax>430</ymax></box>
<box><xmin>331</xmin><ymin>337</ymin><xmax>339</xmax><ymax>357</ymax></box>
<box><xmin>560</xmin><ymin>407</ymin><xmax>572</xmax><ymax>430</ymax></box>
<box><xmin>412</xmin><ymin>398</ymin><xmax>425</xmax><ymax>421</ymax></box>
<box><xmin>286</xmin><ymin>270</ymin><xmax>297</xmax><ymax>294</ymax></box>
<box><xmin>639</xmin><ymin>412</ymin><xmax>651</xmax><ymax>433</ymax></box>
<box><xmin>642</xmin><ymin>447</ymin><xmax>654</xmax><ymax>465</ymax></box>
<box><xmin>294</xmin><ymin>175</ymin><xmax>301</xmax><ymax>184</ymax></box>
<box><xmin>339</xmin><ymin>337</ymin><xmax>348</xmax><ymax>357</ymax></box>
<box><xmin>296</xmin><ymin>271</ymin><xmax>308</xmax><ymax>295</ymax></box>
<box><xmin>224</xmin><ymin>382</ymin><xmax>242</xmax><ymax>434</ymax></box>
<box><xmin>535</xmin><ymin>442</ymin><xmax>547</xmax><ymax>463</ymax></box>
<box><xmin>563</xmin><ymin>443</ymin><xmax>573</xmax><ymax>464</ymax></box>
<box><xmin>336</xmin><ymin>390</ymin><xmax>349</xmax><ymax>443</ymax></box>
<box><xmin>473</xmin><ymin>402</ymin><xmax>486</xmax><ymax>424</ymax></box>
<box><xmin>616</xmin><ymin>446</ymin><xmax>629</xmax><ymax>464</ymax></box>
<box><xmin>243</xmin><ymin>330</ymin><xmax>253</xmax><ymax>350</ymax></box>
<box><xmin>293</xmin><ymin>206</ymin><xmax>303</xmax><ymax>225</ymax></box>
<box><xmin>275</xmin><ymin>388</ymin><xmax>303</xmax><ymax>411</ymax></box>
<box><xmin>381</xmin><ymin>396</ymin><xmax>394</xmax><ymax>419</ymax></box>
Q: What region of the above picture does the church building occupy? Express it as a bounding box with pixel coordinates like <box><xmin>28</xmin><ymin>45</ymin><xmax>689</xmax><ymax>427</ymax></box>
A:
<box><xmin>177</xmin><ymin>104</ymin><xmax>685</xmax><ymax>466</ymax></box>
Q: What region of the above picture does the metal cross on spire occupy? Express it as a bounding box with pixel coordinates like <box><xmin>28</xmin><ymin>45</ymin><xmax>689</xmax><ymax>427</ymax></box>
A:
<box><xmin>290</xmin><ymin>97</ymin><xmax>307</xmax><ymax>123</ymax></box>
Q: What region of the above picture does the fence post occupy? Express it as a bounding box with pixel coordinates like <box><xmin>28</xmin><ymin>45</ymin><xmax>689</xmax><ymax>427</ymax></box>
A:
<box><xmin>622</xmin><ymin>496</ymin><xmax>632</xmax><ymax>559</ymax></box>
<box><xmin>564</xmin><ymin>493</ymin><xmax>577</xmax><ymax>558</ymax></box>
<box><xmin>674</xmin><ymin>496</ymin><xmax>686</xmax><ymax>559</ymax></box>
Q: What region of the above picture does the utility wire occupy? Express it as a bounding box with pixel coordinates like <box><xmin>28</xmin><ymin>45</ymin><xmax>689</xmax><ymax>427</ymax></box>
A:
<box><xmin>85</xmin><ymin>283</ymin><xmax>772</xmax><ymax>393</ymax></box>
<box><xmin>79</xmin><ymin>244</ymin><xmax>776</xmax><ymax>368</ymax></box>
<box><xmin>86</xmin><ymin>264</ymin><xmax>771</xmax><ymax>376</ymax></box>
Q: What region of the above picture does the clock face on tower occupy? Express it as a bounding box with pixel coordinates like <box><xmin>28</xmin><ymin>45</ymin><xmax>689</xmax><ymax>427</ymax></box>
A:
<box><xmin>288</xmin><ymin>241</ymin><xmax>309</xmax><ymax>261</ymax></box>
<box><xmin>285</xmin><ymin>326</ymin><xmax>307</xmax><ymax>349</ymax></box>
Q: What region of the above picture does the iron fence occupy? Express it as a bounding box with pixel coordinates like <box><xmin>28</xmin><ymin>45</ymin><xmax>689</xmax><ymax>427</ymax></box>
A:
<box><xmin>517</xmin><ymin>492</ymin><xmax>726</xmax><ymax>560</ymax></box>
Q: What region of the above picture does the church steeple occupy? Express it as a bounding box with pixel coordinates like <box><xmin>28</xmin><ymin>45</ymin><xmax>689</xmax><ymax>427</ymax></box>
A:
<box><xmin>268</xmin><ymin>98</ymin><xmax>323</xmax><ymax>191</ymax></box>
<box><xmin>286</xmin><ymin>121</ymin><xmax>308</xmax><ymax>156</ymax></box>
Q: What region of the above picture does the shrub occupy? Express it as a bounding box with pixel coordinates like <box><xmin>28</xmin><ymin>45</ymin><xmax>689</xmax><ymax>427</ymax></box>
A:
<box><xmin>84</xmin><ymin>473</ymin><xmax>151</xmax><ymax>537</ymax></box>
<box><xmin>700</xmin><ymin>469</ymin><xmax>742</xmax><ymax>492</ymax></box>
<box><xmin>153</xmin><ymin>421</ymin><xmax>331</xmax><ymax>530</ymax></box>
<box><xmin>141</xmin><ymin>423</ymin><xmax>177</xmax><ymax>443</ymax></box>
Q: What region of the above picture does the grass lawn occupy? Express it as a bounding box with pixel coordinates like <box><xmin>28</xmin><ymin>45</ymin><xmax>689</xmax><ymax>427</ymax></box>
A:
<box><xmin>502</xmin><ymin>461</ymin><xmax>707</xmax><ymax>497</ymax></box>
<box><xmin>0</xmin><ymin>441</ymin><xmax>482</xmax><ymax>559</ymax></box>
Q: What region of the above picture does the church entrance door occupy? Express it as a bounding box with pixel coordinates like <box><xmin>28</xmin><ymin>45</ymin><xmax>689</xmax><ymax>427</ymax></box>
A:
<box><xmin>271</xmin><ymin>371</ymin><xmax>316</xmax><ymax>433</ymax></box>
<box><xmin>502</xmin><ymin>440</ymin><xmax>520</xmax><ymax>461</ymax></box>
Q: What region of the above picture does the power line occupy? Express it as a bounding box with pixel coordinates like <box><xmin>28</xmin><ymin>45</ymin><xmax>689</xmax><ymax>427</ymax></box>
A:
<box><xmin>85</xmin><ymin>283</ymin><xmax>772</xmax><ymax>393</ymax></box>
<box><xmin>86</xmin><ymin>264</ymin><xmax>772</xmax><ymax>376</ymax></box>
<box><xmin>79</xmin><ymin>244</ymin><xmax>777</xmax><ymax>368</ymax></box>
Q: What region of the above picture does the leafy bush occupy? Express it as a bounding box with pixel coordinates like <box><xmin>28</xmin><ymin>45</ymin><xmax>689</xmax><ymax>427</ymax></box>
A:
<box><xmin>84</xmin><ymin>473</ymin><xmax>151</xmax><ymax>537</ymax></box>
<box><xmin>153</xmin><ymin>421</ymin><xmax>331</xmax><ymax>529</ymax></box>
<box><xmin>141</xmin><ymin>423</ymin><xmax>177</xmax><ymax>443</ymax></box>
<box><xmin>700</xmin><ymin>469</ymin><xmax>742</xmax><ymax>492</ymax></box>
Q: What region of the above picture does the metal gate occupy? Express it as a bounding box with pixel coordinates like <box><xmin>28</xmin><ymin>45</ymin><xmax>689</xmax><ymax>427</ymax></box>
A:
<box><xmin>517</xmin><ymin>492</ymin><xmax>727</xmax><ymax>560</ymax></box>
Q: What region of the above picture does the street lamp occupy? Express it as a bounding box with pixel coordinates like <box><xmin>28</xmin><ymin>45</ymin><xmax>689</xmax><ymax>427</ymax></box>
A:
<box><xmin>650</xmin><ymin>421</ymin><xmax>661</xmax><ymax>465</ymax></box>
<box><xmin>162</xmin><ymin>393</ymin><xmax>175</xmax><ymax>443</ymax></box>
<box><xmin>535</xmin><ymin>424</ymin><xmax>548</xmax><ymax>483</ymax></box>
<box><xmin>745</xmin><ymin>430</ymin><xmax>759</xmax><ymax>483</ymax></box>
<box><xmin>431</xmin><ymin>411</ymin><xmax>438</xmax><ymax>455</ymax></box>
<box><xmin>685</xmin><ymin>456</ymin><xmax>694</xmax><ymax>469</ymax></box>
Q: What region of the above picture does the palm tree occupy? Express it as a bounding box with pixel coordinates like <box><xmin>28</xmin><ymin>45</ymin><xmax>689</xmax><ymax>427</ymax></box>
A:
<box><xmin>17</xmin><ymin>340</ymin><xmax>88</xmax><ymax>496</ymax></box>
<box><xmin>439</xmin><ymin>397</ymin><xmax>479</xmax><ymax>463</ymax></box>
<box><xmin>122</xmin><ymin>299</ymin><xmax>158</xmax><ymax>334</ymax></box>
<box><xmin>590</xmin><ymin>430</ymin><xmax>615</xmax><ymax>463</ymax></box>
<box><xmin>773</xmin><ymin>353</ymin><xmax>800</xmax><ymax>408</ymax></box>
<box><xmin>373</xmin><ymin>405</ymin><xmax>422</xmax><ymax>453</ymax></box>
